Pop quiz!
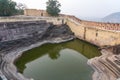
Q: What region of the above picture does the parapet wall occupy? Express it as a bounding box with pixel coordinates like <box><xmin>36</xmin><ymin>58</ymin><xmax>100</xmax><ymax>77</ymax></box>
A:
<box><xmin>66</xmin><ymin>16</ymin><xmax>120</xmax><ymax>47</ymax></box>
<box><xmin>66</xmin><ymin>15</ymin><xmax>120</xmax><ymax>31</ymax></box>
<box><xmin>23</xmin><ymin>9</ymin><xmax>120</xmax><ymax>31</ymax></box>
<box><xmin>0</xmin><ymin>16</ymin><xmax>64</xmax><ymax>25</ymax></box>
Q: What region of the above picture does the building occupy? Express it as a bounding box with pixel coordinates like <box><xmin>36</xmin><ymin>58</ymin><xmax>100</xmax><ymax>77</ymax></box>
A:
<box><xmin>24</xmin><ymin>9</ymin><xmax>50</xmax><ymax>17</ymax></box>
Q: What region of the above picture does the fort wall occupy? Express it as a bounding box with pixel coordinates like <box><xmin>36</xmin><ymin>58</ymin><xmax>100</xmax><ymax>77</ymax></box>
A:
<box><xmin>66</xmin><ymin>16</ymin><xmax>120</xmax><ymax>47</ymax></box>
<box><xmin>0</xmin><ymin>9</ymin><xmax>120</xmax><ymax>47</ymax></box>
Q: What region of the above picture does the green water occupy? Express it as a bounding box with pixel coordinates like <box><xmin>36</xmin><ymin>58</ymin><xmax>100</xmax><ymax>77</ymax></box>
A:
<box><xmin>15</xmin><ymin>39</ymin><xmax>101</xmax><ymax>80</ymax></box>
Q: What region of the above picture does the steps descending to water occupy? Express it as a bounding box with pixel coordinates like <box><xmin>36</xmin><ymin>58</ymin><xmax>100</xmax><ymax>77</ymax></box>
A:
<box><xmin>88</xmin><ymin>49</ymin><xmax>120</xmax><ymax>80</ymax></box>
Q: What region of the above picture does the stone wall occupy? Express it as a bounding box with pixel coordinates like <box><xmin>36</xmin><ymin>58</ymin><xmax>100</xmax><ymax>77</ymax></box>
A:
<box><xmin>0</xmin><ymin>21</ymin><xmax>51</xmax><ymax>42</ymax></box>
<box><xmin>66</xmin><ymin>16</ymin><xmax>120</xmax><ymax>47</ymax></box>
<box><xmin>66</xmin><ymin>15</ymin><xmax>120</xmax><ymax>31</ymax></box>
<box><xmin>23</xmin><ymin>9</ymin><xmax>120</xmax><ymax>31</ymax></box>
<box><xmin>24</xmin><ymin>9</ymin><xmax>50</xmax><ymax>17</ymax></box>
<box><xmin>0</xmin><ymin>16</ymin><xmax>64</xmax><ymax>25</ymax></box>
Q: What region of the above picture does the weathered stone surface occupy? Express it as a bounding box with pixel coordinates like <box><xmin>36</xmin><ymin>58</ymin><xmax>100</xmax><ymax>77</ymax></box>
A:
<box><xmin>113</xmin><ymin>45</ymin><xmax>120</xmax><ymax>54</ymax></box>
<box><xmin>0</xmin><ymin>21</ymin><xmax>50</xmax><ymax>42</ymax></box>
<box><xmin>42</xmin><ymin>24</ymin><xmax>74</xmax><ymax>39</ymax></box>
<box><xmin>88</xmin><ymin>49</ymin><xmax>120</xmax><ymax>80</ymax></box>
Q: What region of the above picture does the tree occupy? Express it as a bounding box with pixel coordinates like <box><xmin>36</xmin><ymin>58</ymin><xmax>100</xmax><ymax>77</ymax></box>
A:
<box><xmin>0</xmin><ymin>0</ymin><xmax>17</xmax><ymax>16</ymax></box>
<box><xmin>46</xmin><ymin>0</ymin><xmax>61</xmax><ymax>16</ymax></box>
<box><xmin>16</xmin><ymin>3</ymin><xmax>27</xmax><ymax>15</ymax></box>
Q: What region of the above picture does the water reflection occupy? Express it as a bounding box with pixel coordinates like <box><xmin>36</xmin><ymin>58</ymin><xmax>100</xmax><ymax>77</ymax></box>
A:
<box><xmin>15</xmin><ymin>39</ymin><xmax>101</xmax><ymax>80</ymax></box>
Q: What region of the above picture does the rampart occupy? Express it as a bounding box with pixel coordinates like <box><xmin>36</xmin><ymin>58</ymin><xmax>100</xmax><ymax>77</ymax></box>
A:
<box><xmin>66</xmin><ymin>15</ymin><xmax>120</xmax><ymax>47</ymax></box>
<box><xmin>67</xmin><ymin>15</ymin><xmax>120</xmax><ymax>31</ymax></box>
<box><xmin>0</xmin><ymin>9</ymin><xmax>120</xmax><ymax>47</ymax></box>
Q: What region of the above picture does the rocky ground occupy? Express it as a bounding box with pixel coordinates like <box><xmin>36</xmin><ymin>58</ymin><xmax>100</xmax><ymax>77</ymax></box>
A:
<box><xmin>0</xmin><ymin>24</ymin><xmax>74</xmax><ymax>80</ymax></box>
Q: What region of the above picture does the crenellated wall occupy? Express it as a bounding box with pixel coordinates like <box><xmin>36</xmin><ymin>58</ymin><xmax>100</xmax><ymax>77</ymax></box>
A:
<box><xmin>66</xmin><ymin>16</ymin><xmax>120</xmax><ymax>47</ymax></box>
<box><xmin>66</xmin><ymin>15</ymin><xmax>120</xmax><ymax>31</ymax></box>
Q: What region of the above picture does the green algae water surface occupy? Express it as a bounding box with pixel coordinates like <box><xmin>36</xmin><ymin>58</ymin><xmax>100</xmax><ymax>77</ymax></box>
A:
<box><xmin>15</xmin><ymin>39</ymin><xmax>101</xmax><ymax>80</ymax></box>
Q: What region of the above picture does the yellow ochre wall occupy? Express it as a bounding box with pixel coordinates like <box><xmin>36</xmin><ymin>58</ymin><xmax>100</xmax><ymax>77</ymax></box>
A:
<box><xmin>66</xmin><ymin>18</ymin><xmax>120</xmax><ymax>47</ymax></box>
<box><xmin>24</xmin><ymin>9</ymin><xmax>50</xmax><ymax>16</ymax></box>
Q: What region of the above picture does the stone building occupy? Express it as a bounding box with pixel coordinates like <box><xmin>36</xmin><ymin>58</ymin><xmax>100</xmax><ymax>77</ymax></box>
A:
<box><xmin>24</xmin><ymin>9</ymin><xmax>50</xmax><ymax>16</ymax></box>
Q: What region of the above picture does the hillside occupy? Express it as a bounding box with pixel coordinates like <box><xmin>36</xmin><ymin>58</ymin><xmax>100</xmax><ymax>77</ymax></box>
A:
<box><xmin>102</xmin><ymin>12</ymin><xmax>120</xmax><ymax>23</ymax></box>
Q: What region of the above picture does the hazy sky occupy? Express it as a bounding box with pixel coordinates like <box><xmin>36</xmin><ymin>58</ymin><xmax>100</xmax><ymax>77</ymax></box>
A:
<box><xmin>13</xmin><ymin>0</ymin><xmax>120</xmax><ymax>18</ymax></box>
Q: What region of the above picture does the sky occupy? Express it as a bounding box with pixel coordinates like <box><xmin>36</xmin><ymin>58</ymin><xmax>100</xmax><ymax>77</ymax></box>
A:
<box><xmin>13</xmin><ymin>0</ymin><xmax>120</xmax><ymax>18</ymax></box>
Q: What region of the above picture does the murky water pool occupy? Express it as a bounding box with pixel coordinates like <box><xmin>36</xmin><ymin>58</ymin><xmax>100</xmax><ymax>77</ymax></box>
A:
<box><xmin>15</xmin><ymin>39</ymin><xmax>101</xmax><ymax>80</ymax></box>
